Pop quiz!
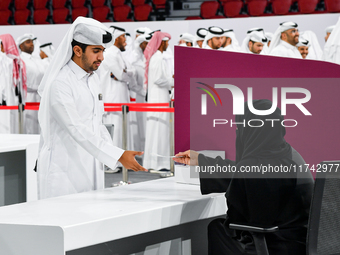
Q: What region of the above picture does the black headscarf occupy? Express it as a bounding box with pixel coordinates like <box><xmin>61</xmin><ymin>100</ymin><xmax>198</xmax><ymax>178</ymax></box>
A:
<box><xmin>235</xmin><ymin>99</ymin><xmax>292</xmax><ymax>164</ymax></box>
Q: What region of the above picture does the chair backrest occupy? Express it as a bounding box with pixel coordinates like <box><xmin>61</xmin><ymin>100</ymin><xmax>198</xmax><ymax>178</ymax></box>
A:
<box><xmin>307</xmin><ymin>161</ymin><xmax>340</xmax><ymax>255</ymax></box>
<box><xmin>0</xmin><ymin>10</ymin><xmax>12</xmax><ymax>24</ymax></box>
<box><xmin>0</xmin><ymin>0</ymin><xmax>12</xmax><ymax>10</ymax></box>
<box><xmin>92</xmin><ymin>6</ymin><xmax>110</xmax><ymax>21</ymax></box>
<box><xmin>33</xmin><ymin>0</ymin><xmax>49</xmax><ymax>9</ymax></box>
<box><xmin>324</xmin><ymin>0</ymin><xmax>340</xmax><ymax>12</ymax></box>
<box><xmin>201</xmin><ymin>1</ymin><xmax>220</xmax><ymax>18</ymax></box>
<box><xmin>112</xmin><ymin>0</ymin><xmax>125</xmax><ymax>7</ymax></box>
<box><xmin>247</xmin><ymin>0</ymin><xmax>267</xmax><ymax>16</ymax></box>
<box><xmin>223</xmin><ymin>1</ymin><xmax>243</xmax><ymax>17</ymax></box>
<box><xmin>113</xmin><ymin>4</ymin><xmax>131</xmax><ymax>21</ymax></box>
<box><xmin>271</xmin><ymin>0</ymin><xmax>292</xmax><ymax>14</ymax></box>
<box><xmin>298</xmin><ymin>0</ymin><xmax>318</xmax><ymax>13</ymax></box>
<box><xmin>134</xmin><ymin>4</ymin><xmax>152</xmax><ymax>21</ymax></box>
<box><xmin>152</xmin><ymin>0</ymin><xmax>166</xmax><ymax>5</ymax></box>
<box><xmin>15</xmin><ymin>0</ymin><xmax>30</xmax><ymax>10</ymax></box>
<box><xmin>132</xmin><ymin>0</ymin><xmax>146</xmax><ymax>6</ymax></box>
<box><xmin>52</xmin><ymin>0</ymin><xmax>68</xmax><ymax>9</ymax></box>
<box><xmin>71</xmin><ymin>0</ymin><xmax>86</xmax><ymax>8</ymax></box>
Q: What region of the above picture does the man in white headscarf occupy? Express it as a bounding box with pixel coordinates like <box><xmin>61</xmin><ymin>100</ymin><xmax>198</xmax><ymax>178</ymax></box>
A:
<box><xmin>325</xmin><ymin>25</ymin><xmax>335</xmax><ymax>42</ymax></box>
<box><xmin>135</xmin><ymin>27</ymin><xmax>152</xmax><ymax>39</ymax></box>
<box><xmin>39</xmin><ymin>42</ymin><xmax>55</xmax><ymax>63</ymax></box>
<box><xmin>296</xmin><ymin>35</ymin><xmax>310</xmax><ymax>59</ymax></box>
<box><xmin>268</xmin><ymin>21</ymin><xmax>302</xmax><ymax>59</ymax></box>
<box><xmin>261</xmin><ymin>32</ymin><xmax>273</xmax><ymax>55</ymax></box>
<box><xmin>178</xmin><ymin>33</ymin><xmax>196</xmax><ymax>47</ymax></box>
<box><xmin>130</xmin><ymin>33</ymin><xmax>152</xmax><ymax>152</ymax></box>
<box><xmin>143</xmin><ymin>31</ymin><xmax>173</xmax><ymax>174</ymax></box>
<box><xmin>221</xmin><ymin>29</ymin><xmax>241</xmax><ymax>52</ymax></box>
<box><xmin>17</xmin><ymin>33</ymin><xmax>46</xmax><ymax>134</ymax></box>
<box><xmin>323</xmin><ymin>17</ymin><xmax>340</xmax><ymax>64</ymax></box>
<box><xmin>37</xmin><ymin>17</ymin><xmax>146</xmax><ymax>199</ymax></box>
<box><xmin>195</xmin><ymin>28</ymin><xmax>208</xmax><ymax>48</ymax></box>
<box><xmin>203</xmin><ymin>26</ymin><xmax>224</xmax><ymax>50</ymax></box>
<box><xmin>241</xmin><ymin>28</ymin><xmax>267</xmax><ymax>54</ymax></box>
<box><xmin>98</xmin><ymin>25</ymin><xmax>141</xmax><ymax>172</ymax></box>
<box><xmin>299</xmin><ymin>31</ymin><xmax>323</xmax><ymax>60</ymax></box>
<box><xmin>0</xmin><ymin>38</ymin><xmax>11</xmax><ymax>133</ymax></box>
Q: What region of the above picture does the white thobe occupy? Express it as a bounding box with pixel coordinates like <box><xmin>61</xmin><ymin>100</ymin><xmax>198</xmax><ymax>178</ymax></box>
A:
<box><xmin>37</xmin><ymin>60</ymin><xmax>124</xmax><ymax>199</ymax></box>
<box><xmin>0</xmin><ymin>52</ymin><xmax>15</xmax><ymax>133</ymax></box>
<box><xmin>130</xmin><ymin>48</ymin><xmax>147</xmax><ymax>151</ymax></box>
<box><xmin>20</xmin><ymin>51</ymin><xmax>45</xmax><ymax>134</ymax></box>
<box><xmin>144</xmin><ymin>50</ymin><xmax>173</xmax><ymax>170</ymax></box>
<box><xmin>270</xmin><ymin>40</ymin><xmax>303</xmax><ymax>59</ymax></box>
<box><xmin>99</xmin><ymin>45</ymin><xmax>139</xmax><ymax>150</ymax></box>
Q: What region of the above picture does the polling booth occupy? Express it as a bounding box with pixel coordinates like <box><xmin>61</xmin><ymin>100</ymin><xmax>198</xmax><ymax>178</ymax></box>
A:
<box><xmin>174</xmin><ymin>47</ymin><xmax>340</xmax><ymax>180</ymax></box>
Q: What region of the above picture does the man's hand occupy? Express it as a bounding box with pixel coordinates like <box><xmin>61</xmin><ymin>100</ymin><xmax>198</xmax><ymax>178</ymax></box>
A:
<box><xmin>173</xmin><ymin>150</ymin><xmax>199</xmax><ymax>166</ymax></box>
<box><xmin>118</xmin><ymin>151</ymin><xmax>147</xmax><ymax>172</ymax></box>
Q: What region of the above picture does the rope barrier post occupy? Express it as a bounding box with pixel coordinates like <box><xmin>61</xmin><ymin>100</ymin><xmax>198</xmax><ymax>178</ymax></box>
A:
<box><xmin>122</xmin><ymin>105</ymin><xmax>129</xmax><ymax>184</ymax></box>
<box><xmin>169</xmin><ymin>100</ymin><xmax>175</xmax><ymax>174</ymax></box>
<box><xmin>18</xmin><ymin>103</ymin><xmax>24</xmax><ymax>134</ymax></box>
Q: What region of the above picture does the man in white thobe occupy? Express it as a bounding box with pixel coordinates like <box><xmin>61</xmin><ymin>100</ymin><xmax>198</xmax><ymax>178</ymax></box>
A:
<box><xmin>130</xmin><ymin>33</ymin><xmax>152</xmax><ymax>152</ymax></box>
<box><xmin>268</xmin><ymin>21</ymin><xmax>302</xmax><ymax>59</ymax></box>
<box><xmin>178</xmin><ymin>33</ymin><xmax>196</xmax><ymax>47</ymax></box>
<box><xmin>37</xmin><ymin>17</ymin><xmax>146</xmax><ymax>199</ymax></box>
<box><xmin>17</xmin><ymin>33</ymin><xmax>46</xmax><ymax>134</ymax></box>
<box><xmin>143</xmin><ymin>31</ymin><xmax>173</xmax><ymax>173</ymax></box>
<box><xmin>39</xmin><ymin>42</ymin><xmax>55</xmax><ymax>66</ymax></box>
<box><xmin>202</xmin><ymin>26</ymin><xmax>224</xmax><ymax>50</ymax></box>
<box><xmin>296</xmin><ymin>35</ymin><xmax>310</xmax><ymax>59</ymax></box>
<box><xmin>241</xmin><ymin>28</ymin><xmax>267</xmax><ymax>54</ymax></box>
<box><xmin>0</xmin><ymin>34</ymin><xmax>26</xmax><ymax>134</ymax></box>
<box><xmin>99</xmin><ymin>26</ymin><xmax>142</xmax><ymax>172</ymax></box>
<box><xmin>323</xmin><ymin>17</ymin><xmax>340</xmax><ymax>64</ymax></box>
<box><xmin>195</xmin><ymin>28</ymin><xmax>208</xmax><ymax>48</ymax></box>
<box><xmin>221</xmin><ymin>29</ymin><xmax>241</xmax><ymax>52</ymax></box>
<box><xmin>325</xmin><ymin>25</ymin><xmax>335</xmax><ymax>42</ymax></box>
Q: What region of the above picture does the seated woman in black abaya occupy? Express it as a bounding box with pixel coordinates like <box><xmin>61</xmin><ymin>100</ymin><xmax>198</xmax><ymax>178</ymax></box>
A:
<box><xmin>174</xmin><ymin>99</ymin><xmax>314</xmax><ymax>255</ymax></box>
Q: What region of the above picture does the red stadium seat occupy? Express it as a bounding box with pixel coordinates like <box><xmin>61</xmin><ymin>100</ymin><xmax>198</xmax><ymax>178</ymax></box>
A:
<box><xmin>152</xmin><ymin>0</ymin><xmax>166</xmax><ymax>9</ymax></box>
<box><xmin>223</xmin><ymin>1</ymin><xmax>248</xmax><ymax>17</ymax></box>
<box><xmin>134</xmin><ymin>4</ymin><xmax>152</xmax><ymax>21</ymax></box>
<box><xmin>72</xmin><ymin>7</ymin><xmax>88</xmax><ymax>20</ymax></box>
<box><xmin>14</xmin><ymin>9</ymin><xmax>31</xmax><ymax>24</ymax></box>
<box><xmin>14</xmin><ymin>0</ymin><xmax>30</xmax><ymax>10</ymax></box>
<box><xmin>324</xmin><ymin>0</ymin><xmax>340</xmax><ymax>12</ymax></box>
<box><xmin>112</xmin><ymin>0</ymin><xmax>125</xmax><ymax>7</ymax></box>
<box><xmin>92</xmin><ymin>6</ymin><xmax>111</xmax><ymax>22</ymax></box>
<box><xmin>200</xmin><ymin>1</ymin><xmax>220</xmax><ymax>18</ymax></box>
<box><xmin>272</xmin><ymin>0</ymin><xmax>292</xmax><ymax>15</ymax></box>
<box><xmin>92</xmin><ymin>0</ymin><xmax>105</xmax><ymax>7</ymax></box>
<box><xmin>131</xmin><ymin>0</ymin><xmax>146</xmax><ymax>6</ymax></box>
<box><xmin>71</xmin><ymin>0</ymin><xmax>87</xmax><ymax>8</ymax></box>
<box><xmin>247</xmin><ymin>0</ymin><xmax>268</xmax><ymax>16</ymax></box>
<box><xmin>113</xmin><ymin>4</ymin><xmax>132</xmax><ymax>21</ymax></box>
<box><xmin>52</xmin><ymin>7</ymin><xmax>70</xmax><ymax>23</ymax></box>
<box><xmin>33</xmin><ymin>0</ymin><xmax>49</xmax><ymax>9</ymax></box>
<box><xmin>0</xmin><ymin>10</ymin><xmax>12</xmax><ymax>24</ymax></box>
<box><xmin>52</xmin><ymin>0</ymin><xmax>68</xmax><ymax>9</ymax></box>
<box><xmin>0</xmin><ymin>0</ymin><xmax>12</xmax><ymax>10</ymax></box>
<box><xmin>298</xmin><ymin>0</ymin><xmax>318</xmax><ymax>13</ymax></box>
<box><xmin>33</xmin><ymin>9</ymin><xmax>50</xmax><ymax>23</ymax></box>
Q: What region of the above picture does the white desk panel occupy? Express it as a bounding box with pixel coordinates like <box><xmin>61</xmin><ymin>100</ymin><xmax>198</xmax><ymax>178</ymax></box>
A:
<box><xmin>0</xmin><ymin>178</ymin><xmax>226</xmax><ymax>254</ymax></box>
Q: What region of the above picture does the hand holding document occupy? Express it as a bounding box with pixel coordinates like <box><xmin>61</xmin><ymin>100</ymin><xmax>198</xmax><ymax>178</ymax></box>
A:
<box><xmin>172</xmin><ymin>150</ymin><xmax>199</xmax><ymax>166</ymax></box>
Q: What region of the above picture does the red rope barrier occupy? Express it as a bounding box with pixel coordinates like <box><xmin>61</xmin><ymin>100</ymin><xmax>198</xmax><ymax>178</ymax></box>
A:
<box><xmin>104</xmin><ymin>103</ymin><xmax>170</xmax><ymax>107</ymax></box>
<box><xmin>1</xmin><ymin>104</ymin><xmax>174</xmax><ymax>112</ymax></box>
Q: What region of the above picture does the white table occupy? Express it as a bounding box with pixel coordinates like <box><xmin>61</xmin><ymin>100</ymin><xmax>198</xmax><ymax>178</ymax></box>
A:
<box><xmin>0</xmin><ymin>134</ymin><xmax>40</xmax><ymax>205</ymax></box>
<box><xmin>0</xmin><ymin>177</ymin><xmax>226</xmax><ymax>255</ymax></box>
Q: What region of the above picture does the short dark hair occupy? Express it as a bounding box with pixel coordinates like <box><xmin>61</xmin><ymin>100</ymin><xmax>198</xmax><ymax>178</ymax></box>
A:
<box><xmin>71</xmin><ymin>39</ymin><xmax>88</xmax><ymax>58</ymax></box>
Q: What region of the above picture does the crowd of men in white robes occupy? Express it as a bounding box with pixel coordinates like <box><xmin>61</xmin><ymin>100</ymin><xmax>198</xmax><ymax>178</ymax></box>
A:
<box><xmin>1</xmin><ymin>18</ymin><xmax>340</xmax><ymax>174</ymax></box>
